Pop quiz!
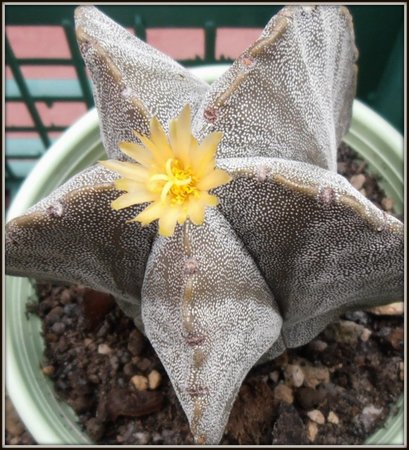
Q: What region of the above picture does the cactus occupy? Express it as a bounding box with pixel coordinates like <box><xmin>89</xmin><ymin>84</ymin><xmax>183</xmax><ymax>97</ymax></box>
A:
<box><xmin>5</xmin><ymin>5</ymin><xmax>403</xmax><ymax>445</ymax></box>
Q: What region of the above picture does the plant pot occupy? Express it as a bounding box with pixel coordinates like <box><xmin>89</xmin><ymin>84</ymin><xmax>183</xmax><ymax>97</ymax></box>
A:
<box><xmin>6</xmin><ymin>66</ymin><xmax>404</xmax><ymax>445</ymax></box>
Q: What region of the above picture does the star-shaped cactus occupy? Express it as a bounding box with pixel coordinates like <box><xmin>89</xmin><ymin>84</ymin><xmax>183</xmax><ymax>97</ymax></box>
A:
<box><xmin>5</xmin><ymin>5</ymin><xmax>403</xmax><ymax>445</ymax></box>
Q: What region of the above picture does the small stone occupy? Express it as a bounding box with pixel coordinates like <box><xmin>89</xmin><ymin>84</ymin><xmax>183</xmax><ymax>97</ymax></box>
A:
<box><xmin>272</xmin><ymin>403</ymin><xmax>309</xmax><ymax>444</ymax></box>
<box><xmin>343</xmin><ymin>310</ymin><xmax>369</xmax><ymax>325</ymax></box>
<box><xmin>295</xmin><ymin>386</ymin><xmax>326</xmax><ymax>410</ymax></box>
<box><xmin>367</xmin><ymin>302</ymin><xmax>403</xmax><ymax>316</ymax></box>
<box><xmin>137</xmin><ymin>357</ymin><xmax>152</xmax><ymax>372</ymax></box>
<box><xmin>381</xmin><ymin>197</ymin><xmax>395</xmax><ymax>211</ymax></box>
<box><xmin>63</xmin><ymin>303</ymin><xmax>77</xmax><ymax>316</ymax></box>
<box><xmin>273</xmin><ymin>383</ymin><xmax>294</xmax><ymax>404</ymax></box>
<box><xmin>60</xmin><ymin>289</ymin><xmax>72</xmax><ymax>304</ymax></box>
<box><xmin>86</xmin><ymin>417</ymin><xmax>105</xmax><ymax>441</ymax></box>
<box><xmin>148</xmin><ymin>370</ymin><xmax>161</xmax><ymax>390</ymax></box>
<box><xmin>68</xmin><ymin>395</ymin><xmax>93</xmax><ymax>414</ymax></box>
<box><xmin>360</xmin><ymin>405</ymin><xmax>383</xmax><ymax>432</ymax></box>
<box><xmin>360</xmin><ymin>328</ymin><xmax>372</xmax><ymax>342</ymax></box>
<box><xmin>51</xmin><ymin>321</ymin><xmax>66</xmax><ymax>335</ymax></box>
<box><xmin>98</xmin><ymin>343</ymin><xmax>112</xmax><ymax>355</ymax></box>
<box><xmin>63</xmin><ymin>317</ymin><xmax>73</xmax><ymax>327</ymax></box>
<box><xmin>84</xmin><ymin>338</ymin><xmax>93</xmax><ymax>347</ymax></box>
<box><xmin>326</xmin><ymin>320</ymin><xmax>365</xmax><ymax>345</ymax></box>
<box><xmin>337</xmin><ymin>161</ymin><xmax>347</xmax><ymax>173</ymax></box>
<box><xmin>307</xmin><ymin>409</ymin><xmax>325</xmax><ymax>424</ymax></box>
<box><xmin>55</xmin><ymin>336</ymin><xmax>68</xmax><ymax>352</ymax></box>
<box><xmin>45</xmin><ymin>332</ymin><xmax>58</xmax><ymax>343</ymax></box>
<box><xmin>6</xmin><ymin>399</ymin><xmax>25</xmax><ymax>436</ymax></box>
<box><xmin>89</xmin><ymin>374</ymin><xmax>100</xmax><ymax>384</ymax></box>
<box><xmin>308</xmin><ymin>339</ymin><xmax>328</xmax><ymax>352</ymax></box>
<box><xmin>328</xmin><ymin>411</ymin><xmax>340</xmax><ymax>424</ymax></box>
<box><xmin>123</xmin><ymin>362</ymin><xmax>136</xmax><ymax>377</ymax></box>
<box><xmin>119</xmin><ymin>350</ymin><xmax>131</xmax><ymax>364</ymax></box>
<box><xmin>269</xmin><ymin>370</ymin><xmax>280</xmax><ymax>383</ymax></box>
<box><xmin>261</xmin><ymin>374</ymin><xmax>269</xmax><ymax>383</ymax></box>
<box><xmin>131</xmin><ymin>375</ymin><xmax>148</xmax><ymax>391</ymax></box>
<box><xmin>110</xmin><ymin>355</ymin><xmax>120</xmax><ymax>371</ymax></box>
<box><xmin>350</xmin><ymin>173</ymin><xmax>366</xmax><ymax>190</ymax></box>
<box><xmin>152</xmin><ymin>432</ymin><xmax>163</xmax><ymax>444</ymax></box>
<box><xmin>127</xmin><ymin>329</ymin><xmax>145</xmax><ymax>356</ymax></box>
<box><xmin>51</xmin><ymin>286</ymin><xmax>64</xmax><ymax>297</ymax></box>
<box><xmin>284</xmin><ymin>364</ymin><xmax>304</xmax><ymax>387</ymax></box>
<box><xmin>96</xmin><ymin>322</ymin><xmax>110</xmax><ymax>338</ymax></box>
<box><xmin>135</xmin><ymin>431</ymin><xmax>150</xmax><ymax>445</ymax></box>
<box><xmin>302</xmin><ymin>365</ymin><xmax>330</xmax><ymax>389</ymax></box>
<box><xmin>306</xmin><ymin>420</ymin><xmax>318</xmax><ymax>442</ymax></box>
<box><xmin>42</xmin><ymin>365</ymin><xmax>55</xmax><ymax>376</ymax></box>
<box><xmin>45</xmin><ymin>306</ymin><xmax>64</xmax><ymax>324</ymax></box>
<box><xmin>385</xmin><ymin>328</ymin><xmax>404</xmax><ymax>350</ymax></box>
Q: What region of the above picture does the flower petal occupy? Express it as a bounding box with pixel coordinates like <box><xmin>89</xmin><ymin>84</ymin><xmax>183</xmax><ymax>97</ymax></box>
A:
<box><xmin>192</xmin><ymin>131</ymin><xmax>223</xmax><ymax>177</ymax></box>
<box><xmin>158</xmin><ymin>206</ymin><xmax>181</xmax><ymax>237</ymax></box>
<box><xmin>177</xmin><ymin>209</ymin><xmax>188</xmax><ymax>225</ymax></box>
<box><xmin>201</xmin><ymin>192</ymin><xmax>219</xmax><ymax>207</ymax></box>
<box><xmin>133</xmin><ymin>201</ymin><xmax>164</xmax><ymax>225</ymax></box>
<box><xmin>150</xmin><ymin>117</ymin><xmax>173</xmax><ymax>159</ymax></box>
<box><xmin>99</xmin><ymin>160</ymin><xmax>149</xmax><ymax>181</ymax></box>
<box><xmin>133</xmin><ymin>131</ymin><xmax>169</xmax><ymax>167</ymax></box>
<box><xmin>187</xmin><ymin>197</ymin><xmax>206</xmax><ymax>225</ymax></box>
<box><xmin>118</xmin><ymin>141</ymin><xmax>153</xmax><ymax>168</ymax></box>
<box><xmin>169</xmin><ymin>104</ymin><xmax>192</xmax><ymax>166</ymax></box>
<box><xmin>196</xmin><ymin>168</ymin><xmax>232</xmax><ymax>191</ymax></box>
<box><xmin>114</xmin><ymin>178</ymin><xmax>146</xmax><ymax>192</ymax></box>
<box><xmin>112</xmin><ymin>191</ymin><xmax>157</xmax><ymax>210</ymax></box>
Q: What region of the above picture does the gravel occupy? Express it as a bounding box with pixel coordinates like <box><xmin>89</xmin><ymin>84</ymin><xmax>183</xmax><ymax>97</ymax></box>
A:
<box><xmin>5</xmin><ymin>144</ymin><xmax>404</xmax><ymax>445</ymax></box>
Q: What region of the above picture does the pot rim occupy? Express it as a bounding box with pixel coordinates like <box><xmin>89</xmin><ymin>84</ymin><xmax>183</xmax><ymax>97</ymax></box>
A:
<box><xmin>6</xmin><ymin>65</ymin><xmax>404</xmax><ymax>445</ymax></box>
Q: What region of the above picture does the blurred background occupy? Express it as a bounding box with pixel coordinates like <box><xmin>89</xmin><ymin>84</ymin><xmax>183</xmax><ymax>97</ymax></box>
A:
<box><xmin>5</xmin><ymin>4</ymin><xmax>404</xmax><ymax>205</ymax></box>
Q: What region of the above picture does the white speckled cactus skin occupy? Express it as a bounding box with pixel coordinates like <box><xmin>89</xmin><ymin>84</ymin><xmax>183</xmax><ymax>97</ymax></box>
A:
<box><xmin>5</xmin><ymin>6</ymin><xmax>403</xmax><ymax>445</ymax></box>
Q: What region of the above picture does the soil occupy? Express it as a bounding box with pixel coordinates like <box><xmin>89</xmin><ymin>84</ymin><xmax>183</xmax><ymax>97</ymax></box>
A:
<box><xmin>5</xmin><ymin>143</ymin><xmax>404</xmax><ymax>445</ymax></box>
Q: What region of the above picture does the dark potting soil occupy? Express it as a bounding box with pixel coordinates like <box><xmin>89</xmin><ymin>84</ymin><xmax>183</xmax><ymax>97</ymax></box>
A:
<box><xmin>9</xmin><ymin>144</ymin><xmax>404</xmax><ymax>445</ymax></box>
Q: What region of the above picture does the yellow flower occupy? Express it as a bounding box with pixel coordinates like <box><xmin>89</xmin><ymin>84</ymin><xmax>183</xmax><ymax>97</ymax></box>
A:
<box><xmin>100</xmin><ymin>105</ymin><xmax>232</xmax><ymax>237</ymax></box>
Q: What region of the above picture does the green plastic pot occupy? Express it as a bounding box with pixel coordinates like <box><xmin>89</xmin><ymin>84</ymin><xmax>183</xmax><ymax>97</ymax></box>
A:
<box><xmin>6</xmin><ymin>65</ymin><xmax>404</xmax><ymax>445</ymax></box>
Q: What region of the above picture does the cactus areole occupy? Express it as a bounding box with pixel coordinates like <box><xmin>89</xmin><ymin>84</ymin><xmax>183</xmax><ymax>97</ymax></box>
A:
<box><xmin>5</xmin><ymin>6</ymin><xmax>403</xmax><ymax>445</ymax></box>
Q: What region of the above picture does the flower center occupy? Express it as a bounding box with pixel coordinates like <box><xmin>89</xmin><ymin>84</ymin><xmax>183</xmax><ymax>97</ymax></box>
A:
<box><xmin>150</xmin><ymin>158</ymin><xmax>199</xmax><ymax>206</ymax></box>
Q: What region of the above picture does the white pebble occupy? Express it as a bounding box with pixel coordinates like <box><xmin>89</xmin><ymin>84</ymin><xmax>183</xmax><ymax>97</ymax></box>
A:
<box><xmin>307</xmin><ymin>420</ymin><xmax>319</xmax><ymax>442</ymax></box>
<box><xmin>98</xmin><ymin>343</ymin><xmax>112</xmax><ymax>355</ymax></box>
<box><xmin>269</xmin><ymin>371</ymin><xmax>280</xmax><ymax>383</ymax></box>
<box><xmin>131</xmin><ymin>375</ymin><xmax>148</xmax><ymax>391</ymax></box>
<box><xmin>360</xmin><ymin>328</ymin><xmax>372</xmax><ymax>342</ymax></box>
<box><xmin>273</xmin><ymin>383</ymin><xmax>294</xmax><ymax>404</ymax></box>
<box><xmin>350</xmin><ymin>173</ymin><xmax>366</xmax><ymax>190</ymax></box>
<box><xmin>327</xmin><ymin>411</ymin><xmax>340</xmax><ymax>424</ymax></box>
<box><xmin>284</xmin><ymin>364</ymin><xmax>304</xmax><ymax>387</ymax></box>
<box><xmin>148</xmin><ymin>370</ymin><xmax>162</xmax><ymax>390</ymax></box>
<box><xmin>307</xmin><ymin>409</ymin><xmax>325</xmax><ymax>424</ymax></box>
<box><xmin>367</xmin><ymin>302</ymin><xmax>404</xmax><ymax>316</ymax></box>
